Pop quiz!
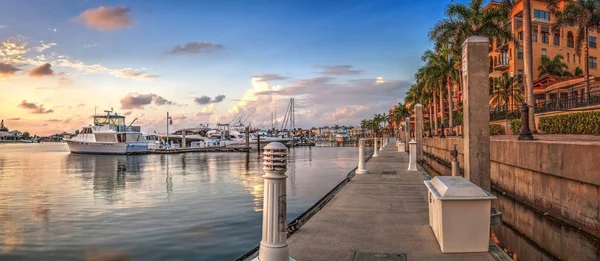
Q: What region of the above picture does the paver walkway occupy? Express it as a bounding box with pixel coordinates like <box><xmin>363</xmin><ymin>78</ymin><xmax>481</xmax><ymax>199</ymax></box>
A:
<box><xmin>288</xmin><ymin>139</ymin><xmax>496</xmax><ymax>261</ymax></box>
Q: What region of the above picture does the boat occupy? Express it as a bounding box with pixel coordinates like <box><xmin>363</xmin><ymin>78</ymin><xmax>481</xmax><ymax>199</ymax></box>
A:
<box><xmin>335</xmin><ymin>130</ymin><xmax>350</xmax><ymax>142</ymax></box>
<box><xmin>65</xmin><ymin>110</ymin><xmax>150</xmax><ymax>155</ymax></box>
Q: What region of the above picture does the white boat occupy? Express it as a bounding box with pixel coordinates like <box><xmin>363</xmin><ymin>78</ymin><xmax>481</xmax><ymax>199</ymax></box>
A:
<box><xmin>65</xmin><ymin>110</ymin><xmax>150</xmax><ymax>155</ymax></box>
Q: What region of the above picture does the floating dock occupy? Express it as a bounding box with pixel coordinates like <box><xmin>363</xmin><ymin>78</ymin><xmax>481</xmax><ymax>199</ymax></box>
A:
<box><xmin>129</xmin><ymin>147</ymin><xmax>251</xmax><ymax>155</ymax></box>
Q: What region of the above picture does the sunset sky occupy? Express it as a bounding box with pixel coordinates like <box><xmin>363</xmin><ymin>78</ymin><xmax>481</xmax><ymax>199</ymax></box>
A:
<box><xmin>0</xmin><ymin>0</ymin><xmax>453</xmax><ymax>136</ymax></box>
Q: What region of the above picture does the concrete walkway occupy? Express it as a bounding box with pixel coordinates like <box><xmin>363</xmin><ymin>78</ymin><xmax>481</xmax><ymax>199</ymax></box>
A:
<box><xmin>288</xmin><ymin>140</ymin><xmax>496</xmax><ymax>261</ymax></box>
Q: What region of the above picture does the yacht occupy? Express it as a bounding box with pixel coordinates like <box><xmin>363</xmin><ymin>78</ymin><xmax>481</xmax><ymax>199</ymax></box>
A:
<box><xmin>335</xmin><ymin>130</ymin><xmax>350</xmax><ymax>142</ymax></box>
<box><xmin>65</xmin><ymin>110</ymin><xmax>150</xmax><ymax>155</ymax></box>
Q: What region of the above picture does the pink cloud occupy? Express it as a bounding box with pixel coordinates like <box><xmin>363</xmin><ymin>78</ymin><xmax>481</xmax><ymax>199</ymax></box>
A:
<box><xmin>76</xmin><ymin>6</ymin><xmax>134</xmax><ymax>31</ymax></box>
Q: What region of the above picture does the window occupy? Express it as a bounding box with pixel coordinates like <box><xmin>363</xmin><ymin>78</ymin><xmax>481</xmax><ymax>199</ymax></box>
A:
<box><xmin>518</xmin><ymin>46</ymin><xmax>523</xmax><ymax>59</ymax></box>
<box><xmin>533</xmin><ymin>30</ymin><xmax>538</xmax><ymax>42</ymax></box>
<box><xmin>518</xmin><ymin>70</ymin><xmax>523</xmax><ymax>83</ymax></box>
<box><xmin>518</xmin><ymin>31</ymin><xmax>523</xmax><ymax>41</ymax></box>
<box><xmin>542</xmin><ymin>31</ymin><xmax>549</xmax><ymax>44</ymax></box>
<box><xmin>554</xmin><ymin>31</ymin><xmax>560</xmax><ymax>46</ymax></box>
<box><xmin>590</xmin><ymin>36</ymin><xmax>597</xmax><ymax>49</ymax></box>
<box><xmin>567</xmin><ymin>32</ymin><xmax>574</xmax><ymax>48</ymax></box>
<box><xmin>541</xmin><ymin>48</ymin><xmax>547</xmax><ymax>58</ymax></box>
<box><xmin>590</xmin><ymin>56</ymin><xmax>597</xmax><ymax>69</ymax></box>
<box><xmin>534</xmin><ymin>9</ymin><xmax>550</xmax><ymax>21</ymax></box>
<box><xmin>567</xmin><ymin>53</ymin><xmax>570</xmax><ymax>62</ymax></box>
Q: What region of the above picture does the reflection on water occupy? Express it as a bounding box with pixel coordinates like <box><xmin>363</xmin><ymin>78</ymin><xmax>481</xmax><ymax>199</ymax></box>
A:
<box><xmin>0</xmin><ymin>143</ymin><xmax>365</xmax><ymax>261</ymax></box>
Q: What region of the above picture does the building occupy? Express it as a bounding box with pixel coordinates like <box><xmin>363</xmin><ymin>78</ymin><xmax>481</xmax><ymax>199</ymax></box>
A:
<box><xmin>486</xmin><ymin>0</ymin><xmax>600</xmax><ymax>106</ymax></box>
<box><xmin>0</xmin><ymin>120</ymin><xmax>21</xmax><ymax>141</ymax></box>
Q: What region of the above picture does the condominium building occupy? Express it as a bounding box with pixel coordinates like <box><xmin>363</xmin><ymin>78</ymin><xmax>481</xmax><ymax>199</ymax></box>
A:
<box><xmin>487</xmin><ymin>0</ymin><xmax>600</xmax><ymax>105</ymax></box>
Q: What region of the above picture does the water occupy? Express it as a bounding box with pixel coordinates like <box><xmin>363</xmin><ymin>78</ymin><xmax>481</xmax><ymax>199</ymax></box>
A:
<box><xmin>0</xmin><ymin>143</ymin><xmax>366</xmax><ymax>261</ymax></box>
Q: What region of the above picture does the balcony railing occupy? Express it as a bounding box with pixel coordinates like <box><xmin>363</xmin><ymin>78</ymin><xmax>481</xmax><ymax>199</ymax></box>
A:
<box><xmin>535</xmin><ymin>89</ymin><xmax>600</xmax><ymax>113</ymax></box>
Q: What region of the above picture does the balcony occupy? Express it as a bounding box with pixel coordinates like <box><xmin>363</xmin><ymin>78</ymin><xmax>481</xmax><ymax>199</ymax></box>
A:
<box><xmin>493</xmin><ymin>61</ymin><xmax>509</xmax><ymax>71</ymax></box>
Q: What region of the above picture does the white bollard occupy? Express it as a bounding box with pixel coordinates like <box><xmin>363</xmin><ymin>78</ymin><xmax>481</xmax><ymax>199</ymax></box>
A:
<box><xmin>373</xmin><ymin>138</ymin><xmax>379</xmax><ymax>157</ymax></box>
<box><xmin>397</xmin><ymin>142</ymin><xmax>405</xmax><ymax>152</ymax></box>
<box><xmin>379</xmin><ymin>138</ymin><xmax>384</xmax><ymax>151</ymax></box>
<box><xmin>356</xmin><ymin>138</ymin><xmax>368</xmax><ymax>174</ymax></box>
<box><xmin>255</xmin><ymin>142</ymin><xmax>295</xmax><ymax>261</ymax></box>
<box><xmin>407</xmin><ymin>140</ymin><xmax>418</xmax><ymax>171</ymax></box>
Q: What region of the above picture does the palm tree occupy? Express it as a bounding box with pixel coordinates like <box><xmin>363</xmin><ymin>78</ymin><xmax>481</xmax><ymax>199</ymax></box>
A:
<box><xmin>538</xmin><ymin>54</ymin><xmax>571</xmax><ymax>77</ymax></box>
<box><xmin>429</xmin><ymin>0</ymin><xmax>513</xmax><ymax>88</ymax></box>
<box><xmin>522</xmin><ymin>0</ymin><xmax>535</xmax><ymax>132</ymax></box>
<box><xmin>490</xmin><ymin>75</ymin><xmax>525</xmax><ymax>110</ymax></box>
<box><xmin>549</xmin><ymin>0</ymin><xmax>600</xmax><ymax>105</ymax></box>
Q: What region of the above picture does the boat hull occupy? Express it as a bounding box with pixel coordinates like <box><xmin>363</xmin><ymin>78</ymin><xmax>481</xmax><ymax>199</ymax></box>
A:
<box><xmin>66</xmin><ymin>140</ymin><xmax>148</xmax><ymax>155</ymax></box>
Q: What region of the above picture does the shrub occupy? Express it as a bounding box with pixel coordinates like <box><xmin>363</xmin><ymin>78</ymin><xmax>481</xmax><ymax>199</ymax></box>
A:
<box><xmin>509</xmin><ymin>118</ymin><xmax>521</xmax><ymax>134</ymax></box>
<box><xmin>490</xmin><ymin>124</ymin><xmax>505</xmax><ymax>135</ymax></box>
<box><xmin>538</xmin><ymin>111</ymin><xmax>600</xmax><ymax>134</ymax></box>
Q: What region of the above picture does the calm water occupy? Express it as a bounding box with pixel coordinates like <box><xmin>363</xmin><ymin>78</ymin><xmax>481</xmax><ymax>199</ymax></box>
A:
<box><xmin>0</xmin><ymin>143</ymin><xmax>365</xmax><ymax>261</ymax></box>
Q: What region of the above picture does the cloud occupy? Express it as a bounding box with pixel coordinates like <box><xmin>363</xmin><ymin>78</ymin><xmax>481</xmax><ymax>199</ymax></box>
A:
<box><xmin>7</xmin><ymin>117</ymin><xmax>20</xmax><ymax>121</ymax></box>
<box><xmin>315</xmin><ymin>65</ymin><xmax>363</xmax><ymax>76</ymax></box>
<box><xmin>0</xmin><ymin>25</ymin><xmax>6</xmax><ymax>29</ymax></box>
<box><xmin>114</xmin><ymin>69</ymin><xmax>159</xmax><ymax>80</ymax></box>
<box><xmin>76</xmin><ymin>6</ymin><xmax>134</xmax><ymax>31</ymax></box>
<box><xmin>17</xmin><ymin>100</ymin><xmax>54</xmax><ymax>114</ymax></box>
<box><xmin>194</xmin><ymin>95</ymin><xmax>226</xmax><ymax>105</ymax></box>
<box><xmin>122</xmin><ymin>111</ymin><xmax>132</xmax><ymax>116</ymax></box>
<box><xmin>376</xmin><ymin>76</ymin><xmax>385</xmax><ymax>84</ymax></box>
<box><xmin>228</xmin><ymin>76</ymin><xmax>411</xmax><ymax>128</ymax></box>
<box><xmin>120</xmin><ymin>93</ymin><xmax>174</xmax><ymax>109</ymax></box>
<box><xmin>168</xmin><ymin>41</ymin><xmax>224</xmax><ymax>54</ymax></box>
<box><xmin>47</xmin><ymin>119</ymin><xmax>61</xmax><ymax>122</ymax></box>
<box><xmin>255</xmin><ymin>74</ymin><xmax>290</xmax><ymax>82</ymax></box>
<box><xmin>33</xmin><ymin>42</ymin><xmax>56</xmax><ymax>52</ymax></box>
<box><xmin>197</xmin><ymin>104</ymin><xmax>215</xmax><ymax>116</ymax></box>
<box><xmin>29</xmin><ymin>63</ymin><xmax>54</xmax><ymax>77</ymax></box>
<box><xmin>76</xmin><ymin>103</ymin><xmax>85</xmax><ymax>108</ymax></box>
<box><xmin>0</xmin><ymin>63</ymin><xmax>20</xmax><ymax>77</ymax></box>
<box><xmin>83</xmin><ymin>43</ymin><xmax>99</xmax><ymax>48</ymax></box>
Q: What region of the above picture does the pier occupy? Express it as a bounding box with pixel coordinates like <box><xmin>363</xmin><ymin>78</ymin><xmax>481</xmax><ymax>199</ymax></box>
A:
<box><xmin>285</xmin><ymin>140</ymin><xmax>506</xmax><ymax>261</ymax></box>
<box><xmin>128</xmin><ymin>146</ymin><xmax>250</xmax><ymax>155</ymax></box>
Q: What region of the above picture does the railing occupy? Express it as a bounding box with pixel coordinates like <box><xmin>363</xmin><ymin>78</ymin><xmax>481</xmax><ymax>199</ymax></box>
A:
<box><xmin>489</xmin><ymin>106</ymin><xmax>520</xmax><ymax>121</ymax></box>
<box><xmin>535</xmin><ymin>89</ymin><xmax>600</xmax><ymax>113</ymax></box>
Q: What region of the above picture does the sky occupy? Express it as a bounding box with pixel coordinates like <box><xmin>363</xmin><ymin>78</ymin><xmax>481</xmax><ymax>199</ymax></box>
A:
<box><xmin>0</xmin><ymin>0</ymin><xmax>461</xmax><ymax>136</ymax></box>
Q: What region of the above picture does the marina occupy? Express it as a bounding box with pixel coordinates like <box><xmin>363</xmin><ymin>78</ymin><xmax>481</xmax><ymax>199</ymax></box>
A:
<box><xmin>0</xmin><ymin>143</ymin><xmax>368</xmax><ymax>261</ymax></box>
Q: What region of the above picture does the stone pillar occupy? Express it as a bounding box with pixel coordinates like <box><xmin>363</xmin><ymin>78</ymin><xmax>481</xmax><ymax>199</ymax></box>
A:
<box><xmin>379</xmin><ymin>137</ymin><xmax>383</xmax><ymax>151</ymax></box>
<box><xmin>407</xmin><ymin>140</ymin><xmax>417</xmax><ymax>171</ymax></box>
<box><xmin>256</xmin><ymin>142</ymin><xmax>294</xmax><ymax>261</ymax></box>
<box><xmin>415</xmin><ymin>104</ymin><xmax>424</xmax><ymax>162</ymax></box>
<box><xmin>356</xmin><ymin>139</ymin><xmax>368</xmax><ymax>174</ymax></box>
<box><xmin>462</xmin><ymin>36</ymin><xmax>491</xmax><ymax>192</ymax></box>
<box><xmin>405</xmin><ymin>117</ymin><xmax>410</xmax><ymax>152</ymax></box>
<box><xmin>245</xmin><ymin>127</ymin><xmax>250</xmax><ymax>149</ymax></box>
<box><xmin>397</xmin><ymin>141</ymin><xmax>405</xmax><ymax>152</ymax></box>
<box><xmin>373</xmin><ymin>137</ymin><xmax>379</xmax><ymax>158</ymax></box>
<box><xmin>451</xmin><ymin>144</ymin><xmax>459</xmax><ymax>177</ymax></box>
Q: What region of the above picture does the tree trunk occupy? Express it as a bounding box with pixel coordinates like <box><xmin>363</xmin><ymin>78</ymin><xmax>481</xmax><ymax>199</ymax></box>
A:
<box><xmin>433</xmin><ymin>90</ymin><xmax>438</xmax><ymax>132</ymax></box>
<box><xmin>439</xmin><ymin>87</ymin><xmax>445</xmax><ymax>132</ymax></box>
<box><xmin>429</xmin><ymin>105</ymin><xmax>434</xmax><ymax>136</ymax></box>
<box><xmin>585</xmin><ymin>27</ymin><xmax>590</xmax><ymax>105</ymax></box>
<box><xmin>523</xmin><ymin>0</ymin><xmax>536</xmax><ymax>132</ymax></box>
<box><xmin>447</xmin><ymin>74</ymin><xmax>455</xmax><ymax>135</ymax></box>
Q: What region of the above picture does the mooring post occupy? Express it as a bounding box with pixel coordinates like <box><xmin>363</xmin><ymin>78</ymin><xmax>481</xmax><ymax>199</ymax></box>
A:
<box><xmin>373</xmin><ymin>137</ymin><xmax>379</xmax><ymax>158</ymax></box>
<box><xmin>408</xmin><ymin>140</ymin><xmax>418</xmax><ymax>171</ymax></box>
<box><xmin>439</xmin><ymin>123</ymin><xmax>446</xmax><ymax>138</ymax></box>
<box><xmin>356</xmin><ymin>138</ymin><xmax>368</xmax><ymax>174</ymax></box>
<box><xmin>255</xmin><ymin>142</ymin><xmax>295</xmax><ymax>261</ymax></box>
<box><xmin>462</xmin><ymin>36</ymin><xmax>491</xmax><ymax>191</ymax></box>
<box><xmin>245</xmin><ymin>127</ymin><xmax>250</xmax><ymax>149</ymax></box>
<box><xmin>257</xmin><ymin>135</ymin><xmax>261</xmax><ymax>158</ymax></box>
<box><xmin>518</xmin><ymin>103</ymin><xmax>534</xmax><ymax>140</ymax></box>
<box><xmin>415</xmin><ymin>104</ymin><xmax>424</xmax><ymax>162</ymax></box>
<box><xmin>451</xmin><ymin>144</ymin><xmax>459</xmax><ymax>176</ymax></box>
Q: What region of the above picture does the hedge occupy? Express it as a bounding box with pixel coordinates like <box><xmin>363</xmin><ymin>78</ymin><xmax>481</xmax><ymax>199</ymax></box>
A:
<box><xmin>510</xmin><ymin>119</ymin><xmax>521</xmax><ymax>134</ymax></box>
<box><xmin>490</xmin><ymin>124</ymin><xmax>505</xmax><ymax>135</ymax></box>
<box><xmin>538</xmin><ymin>111</ymin><xmax>600</xmax><ymax>134</ymax></box>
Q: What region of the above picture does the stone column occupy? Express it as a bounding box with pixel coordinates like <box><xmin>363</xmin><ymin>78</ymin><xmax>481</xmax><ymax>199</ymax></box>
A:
<box><xmin>415</xmin><ymin>104</ymin><xmax>424</xmax><ymax>162</ymax></box>
<box><xmin>407</xmin><ymin>140</ymin><xmax>417</xmax><ymax>171</ymax></box>
<box><xmin>373</xmin><ymin>137</ymin><xmax>379</xmax><ymax>158</ymax></box>
<box><xmin>256</xmin><ymin>142</ymin><xmax>294</xmax><ymax>261</ymax></box>
<box><xmin>405</xmin><ymin>117</ymin><xmax>410</xmax><ymax>152</ymax></box>
<box><xmin>356</xmin><ymin>138</ymin><xmax>368</xmax><ymax>174</ymax></box>
<box><xmin>462</xmin><ymin>36</ymin><xmax>491</xmax><ymax>192</ymax></box>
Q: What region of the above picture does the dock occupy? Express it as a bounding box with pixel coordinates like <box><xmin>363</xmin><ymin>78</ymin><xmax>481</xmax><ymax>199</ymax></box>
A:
<box><xmin>286</xmin><ymin>139</ymin><xmax>507</xmax><ymax>261</ymax></box>
<box><xmin>128</xmin><ymin>146</ymin><xmax>251</xmax><ymax>155</ymax></box>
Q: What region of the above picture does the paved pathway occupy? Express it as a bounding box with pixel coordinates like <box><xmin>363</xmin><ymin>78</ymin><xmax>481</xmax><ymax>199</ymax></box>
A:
<box><xmin>288</xmin><ymin>140</ymin><xmax>496</xmax><ymax>261</ymax></box>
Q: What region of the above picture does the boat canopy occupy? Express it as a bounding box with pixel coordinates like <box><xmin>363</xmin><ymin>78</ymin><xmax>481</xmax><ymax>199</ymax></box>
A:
<box><xmin>94</xmin><ymin>115</ymin><xmax>126</xmax><ymax>126</ymax></box>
